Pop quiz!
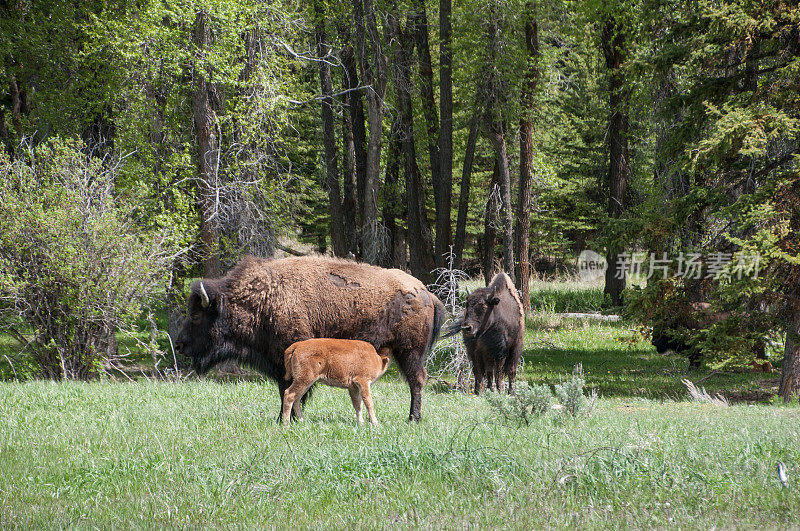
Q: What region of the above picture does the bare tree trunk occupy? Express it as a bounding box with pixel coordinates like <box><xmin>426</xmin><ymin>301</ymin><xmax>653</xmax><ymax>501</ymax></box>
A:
<box><xmin>515</xmin><ymin>1</ymin><xmax>539</xmax><ymax>314</ymax></box>
<box><xmin>453</xmin><ymin>101</ymin><xmax>482</xmax><ymax>269</ymax></box>
<box><xmin>314</xmin><ymin>0</ymin><xmax>346</xmax><ymax>257</ymax></box>
<box><xmin>484</xmin><ymin>13</ymin><xmax>514</xmax><ymax>282</ymax></box>
<box><xmin>341</xmin><ymin>81</ymin><xmax>359</xmax><ymax>257</ymax></box>
<box><xmin>353</xmin><ymin>0</ymin><xmax>388</xmax><ymax>264</ymax></box>
<box><xmin>601</xmin><ymin>15</ymin><xmax>629</xmax><ymax>307</ymax></box>
<box><xmin>439</xmin><ymin>0</ymin><xmax>454</xmax><ymax>266</ymax></box>
<box><xmin>485</xmin><ymin>112</ymin><xmax>515</xmax><ymax>281</ymax></box>
<box><xmin>383</xmin><ymin>119</ymin><xmax>404</xmax><ymax>268</ymax></box>
<box><xmin>388</xmin><ymin>7</ymin><xmax>435</xmax><ymax>282</ymax></box>
<box><xmin>410</xmin><ymin>0</ymin><xmax>450</xmax><ymax>267</ymax></box>
<box><xmin>338</xmin><ymin>26</ymin><xmax>368</xmax><ymax>244</ymax></box>
<box><xmin>780</xmin><ymin>308</ymin><xmax>800</xmax><ymax>401</ymax></box>
<box><xmin>192</xmin><ymin>11</ymin><xmax>221</xmax><ymax>278</ymax></box>
<box><xmin>483</xmin><ymin>158</ymin><xmax>500</xmax><ymax>285</ymax></box>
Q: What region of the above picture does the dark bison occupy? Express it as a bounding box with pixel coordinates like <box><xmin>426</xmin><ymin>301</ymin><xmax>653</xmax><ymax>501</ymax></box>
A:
<box><xmin>652</xmin><ymin>301</ymin><xmax>766</xmax><ymax>368</ymax></box>
<box><xmin>447</xmin><ymin>272</ymin><xmax>524</xmax><ymax>394</ymax></box>
<box><xmin>174</xmin><ymin>256</ymin><xmax>444</xmax><ymax>422</ymax></box>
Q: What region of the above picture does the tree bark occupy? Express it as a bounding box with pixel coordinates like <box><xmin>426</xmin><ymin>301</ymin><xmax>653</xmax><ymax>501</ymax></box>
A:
<box><xmin>484</xmin><ymin>14</ymin><xmax>514</xmax><ymax>282</ymax></box>
<box><xmin>388</xmin><ymin>7</ymin><xmax>435</xmax><ymax>282</ymax></box>
<box><xmin>352</xmin><ymin>0</ymin><xmax>388</xmax><ymax>264</ymax></box>
<box><xmin>515</xmin><ymin>1</ymin><xmax>539</xmax><ymax>314</ymax></box>
<box><xmin>338</xmin><ymin>25</ymin><xmax>368</xmax><ymax>242</ymax></box>
<box><xmin>601</xmin><ymin>14</ymin><xmax>629</xmax><ymax>307</ymax></box>
<box><xmin>485</xmin><ymin>112</ymin><xmax>515</xmax><ymax>282</ymax></box>
<box><xmin>314</xmin><ymin>0</ymin><xmax>346</xmax><ymax>257</ymax></box>
<box><xmin>439</xmin><ymin>0</ymin><xmax>454</xmax><ymax>267</ymax></box>
<box><xmin>410</xmin><ymin>0</ymin><xmax>450</xmax><ymax>267</ymax></box>
<box><xmin>340</xmin><ymin>76</ymin><xmax>359</xmax><ymax>257</ymax></box>
<box><xmin>192</xmin><ymin>11</ymin><xmax>221</xmax><ymax>278</ymax></box>
<box><xmin>453</xmin><ymin>101</ymin><xmax>482</xmax><ymax>269</ymax></box>
<box><xmin>483</xmin><ymin>158</ymin><xmax>500</xmax><ymax>285</ymax></box>
<box><xmin>383</xmin><ymin>119</ymin><xmax>405</xmax><ymax>268</ymax></box>
<box><xmin>780</xmin><ymin>308</ymin><xmax>800</xmax><ymax>401</ymax></box>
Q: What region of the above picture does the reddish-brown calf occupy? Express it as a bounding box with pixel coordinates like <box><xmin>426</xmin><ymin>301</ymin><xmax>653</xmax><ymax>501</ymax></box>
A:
<box><xmin>282</xmin><ymin>339</ymin><xmax>391</xmax><ymax>425</ymax></box>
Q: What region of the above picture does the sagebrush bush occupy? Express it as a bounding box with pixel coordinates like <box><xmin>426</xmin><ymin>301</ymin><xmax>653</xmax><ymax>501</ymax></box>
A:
<box><xmin>485</xmin><ymin>381</ymin><xmax>554</xmax><ymax>425</ymax></box>
<box><xmin>554</xmin><ymin>364</ymin><xmax>597</xmax><ymax>416</ymax></box>
<box><xmin>0</xmin><ymin>138</ymin><xmax>177</xmax><ymax>380</ymax></box>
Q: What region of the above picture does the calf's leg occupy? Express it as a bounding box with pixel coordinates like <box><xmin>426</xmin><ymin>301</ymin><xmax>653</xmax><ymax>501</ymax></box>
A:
<box><xmin>348</xmin><ymin>387</ymin><xmax>364</xmax><ymax>424</ymax></box>
<box><xmin>282</xmin><ymin>380</ymin><xmax>310</xmax><ymax>426</ymax></box>
<box><xmin>358</xmin><ymin>380</ymin><xmax>379</xmax><ymax>425</ymax></box>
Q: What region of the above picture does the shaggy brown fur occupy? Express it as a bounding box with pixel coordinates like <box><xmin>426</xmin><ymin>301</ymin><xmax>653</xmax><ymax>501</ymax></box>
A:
<box><xmin>282</xmin><ymin>339</ymin><xmax>391</xmax><ymax>425</ymax></box>
<box><xmin>455</xmin><ymin>272</ymin><xmax>524</xmax><ymax>394</ymax></box>
<box><xmin>175</xmin><ymin>255</ymin><xmax>444</xmax><ymax>422</ymax></box>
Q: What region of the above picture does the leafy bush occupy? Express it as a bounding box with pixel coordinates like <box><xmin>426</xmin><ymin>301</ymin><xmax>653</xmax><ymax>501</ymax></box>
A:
<box><xmin>0</xmin><ymin>138</ymin><xmax>177</xmax><ymax>380</ymax></box>
<box><xmin>554</xmin><ymin>364</ymin><xmax>597</xmax><ymax>416</ymax></box>
<box><xmin>485</xmin><ymin>381</ymin><xmax>554</xmax><ymax>425</ymax></box>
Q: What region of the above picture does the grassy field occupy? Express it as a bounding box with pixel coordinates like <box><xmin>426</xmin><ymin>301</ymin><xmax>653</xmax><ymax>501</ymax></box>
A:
<box><xmin>1</xmin><ymin>280</ymin><xmax>798</xmax><ymax>527</ymax></box>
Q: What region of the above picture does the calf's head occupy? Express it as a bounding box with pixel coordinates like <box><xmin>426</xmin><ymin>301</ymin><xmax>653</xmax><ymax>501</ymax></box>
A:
<box><xmin>174</xmin><ymin>279</ymin><xmax>236</xmax><ymax>374</ymax></box>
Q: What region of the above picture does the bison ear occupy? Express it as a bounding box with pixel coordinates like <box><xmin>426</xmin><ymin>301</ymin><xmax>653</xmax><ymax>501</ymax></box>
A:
<box><xmin>488</xmin><ymin>296</ymin><xmax>500</xmax><ymax>306</ymax></box>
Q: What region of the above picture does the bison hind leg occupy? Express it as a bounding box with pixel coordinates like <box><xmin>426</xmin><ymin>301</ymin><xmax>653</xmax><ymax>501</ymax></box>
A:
<box><xmin>393</xmin><ymin>348</ymin><xmax>426</xmax><ymax>423</ymax></box>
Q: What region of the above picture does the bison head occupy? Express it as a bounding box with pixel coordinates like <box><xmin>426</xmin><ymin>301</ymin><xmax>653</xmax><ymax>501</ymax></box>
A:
<box><xmin>175</xmin><ymin>279</ymin><xmax>237</xmax><ymax>374</ymax></box>
<box><xmin>461</xmin><ymin>274</ymin><xmax>515</xmax><ymax>339</ymax></box>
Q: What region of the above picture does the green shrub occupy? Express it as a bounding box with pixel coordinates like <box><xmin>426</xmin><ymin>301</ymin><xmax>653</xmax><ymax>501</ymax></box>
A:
<box><xmin>0</xmin><ymin>138</ymin><xmax>176</xmax><ymax>380</ymax></box>
<box><xmin>554</xmin><ymin>364</ymin><xmax>597</xmax><ymax>416</ymax></box>
<box><xmin>485</xmin><ymin>381</ymin><xmax>554</xmax><ymax>425</ymax></box>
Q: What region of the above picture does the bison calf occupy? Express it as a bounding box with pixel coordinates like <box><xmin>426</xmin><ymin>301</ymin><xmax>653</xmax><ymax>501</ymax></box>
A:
<box><xmin>282</xmin><ymin>339</ymin><xmax>391</xmax><ymax>425</ymax></box>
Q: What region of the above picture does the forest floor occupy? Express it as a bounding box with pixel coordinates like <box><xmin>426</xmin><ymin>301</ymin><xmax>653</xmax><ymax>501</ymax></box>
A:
<box><xmin>1</xmin><ymin>279</ymin><xmax>797</xmax><ymax>527</ymax></box>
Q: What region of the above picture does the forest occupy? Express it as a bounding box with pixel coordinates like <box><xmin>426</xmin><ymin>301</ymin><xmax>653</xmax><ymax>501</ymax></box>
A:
<box><xmin>0</xmin><ymin>0</ymin><xmax>799</xmax><ymax>394</ymax></box>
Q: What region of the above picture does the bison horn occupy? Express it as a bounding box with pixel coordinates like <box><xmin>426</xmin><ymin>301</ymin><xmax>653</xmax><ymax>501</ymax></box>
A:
<box><xmin>199</xmin><ymin>282</ymin><xmax>210</xmax><ymax>308</ymax></box>
<box><xmin>465</xmin><ymin>286</ymin><xmax>471</xmax><ymax>297</ymax></box>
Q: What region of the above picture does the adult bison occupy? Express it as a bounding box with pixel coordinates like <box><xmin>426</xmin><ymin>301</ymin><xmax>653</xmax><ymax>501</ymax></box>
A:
<box><xmin>447</xmin><ymin>272</ymin><xmax>524</xmax><ymax>394</ymax></box>
<box><xmin>174</xmin><ymin>256</ymin><xmax>444</xmax><ymax>422</ymax></box>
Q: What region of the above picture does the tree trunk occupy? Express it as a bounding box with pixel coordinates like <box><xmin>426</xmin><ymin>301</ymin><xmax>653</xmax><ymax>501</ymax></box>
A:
<box><xmin>780</xmin><ymin>308</ymin><xmax>800</xmax><ymax>401</ymax></box>
<box><xmin>515</xmin><ymin>1</ymin><xmax>539</xmax><ymax>314</ymax></box>
<box><xmin>341</xmin><ymin>77</ymin><xmax>359</xmax><ymax>257</ymax></box>
<box><xmin>388</xmin><ymin>7</ymin><xmax>435</xmax><ymax>282</ymax></box>
<box><xmin>601</xmin><ymin>14</ymin><xmax>629</xmax><ymax>307</ymax></box>
<box><xmin>483</xmin><ymin>158</ymin><xmax>500</xmax><ymax>285</ymax></box>
<box><xmin>383</xmin><ymin>119</ymin><xmax>404</xmax><ymax>268</ymax></box>
<box><xmin>453</xmin><ymin>101</ymin><xmax>482</xmax><ymax>269</ymax></box>
<box><xmin>410</xmin><ymin>0</ymin><xmax>449</xmax><ymax>268</ymax></box>
<box><xmin>352</xmin><ymin>0</ymin><xmax>388</xmax><ymax>264</ymax></box>
<box><xmin>338</xmin><ymin>26</ymin><xmax>368</xmax><ymax>243</ymax></box>
<box><xmin>314</xmin><ymin>0</ymin><xmax>346</xmax><ymax>257</ymax></box>
<box><xmin>485</xmin><ymin>112</ymin><xmax>515</xmax><ymax>281</ymax></box>
<box><xmin>439</xmin><ymin>0</ymin><xmax>454</xmax><ymax>266</ymax></box>
<box><xmin>192</xmin><ymin>11</ymin><xmax>221</xmax><ymax>278</ymax></box>
<box><xmin>483</xmin><ymin>14</ymin><xmax>514</xmax><ymax>282</ymax></box>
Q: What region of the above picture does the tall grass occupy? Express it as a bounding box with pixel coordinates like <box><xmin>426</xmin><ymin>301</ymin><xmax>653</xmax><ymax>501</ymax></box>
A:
<box><xmin>1</xmin><ymin>381</ymin><xmax>798</xmax><ymax>527</ymax></box>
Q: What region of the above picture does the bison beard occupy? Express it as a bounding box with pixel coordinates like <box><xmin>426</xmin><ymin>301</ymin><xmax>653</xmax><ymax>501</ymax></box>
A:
<box><xmin>174</xmin><ymin>256</ymin><xmax>444</xmax><ymax>422</ymax></box>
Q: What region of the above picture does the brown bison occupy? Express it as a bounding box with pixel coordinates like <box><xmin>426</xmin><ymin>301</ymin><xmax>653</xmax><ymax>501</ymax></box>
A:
<box><xmin>282</xmin><ymin>339</ymin><xmax>391</xmax><ymax>425</ymax></box>
<box><xmin>174</xmin><ymin>255</ymin><xmax>444</xmax><ymax>422</ymax></box>
<box><xmin>447</xmin><ymin>272</ymin><xmax>524</xmax><ymax>394</ymax></box>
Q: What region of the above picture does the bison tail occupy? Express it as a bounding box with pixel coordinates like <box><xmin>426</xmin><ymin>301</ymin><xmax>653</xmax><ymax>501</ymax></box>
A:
<box><xmin>425</xmin><ymin>297</ymin><xmax>446</xmax><ymax>360</ymax></box>
<box><xmin>284</xmin><ymin>345</ymin><xmax>295</xmax><ymax>381</ymax></box>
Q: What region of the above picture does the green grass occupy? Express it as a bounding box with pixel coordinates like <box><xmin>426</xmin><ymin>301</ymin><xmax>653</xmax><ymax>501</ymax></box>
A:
<box><xmin>1</xmin><ymin>380</ymin><xmax>799</xmax><ymax>528</ymax></box>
